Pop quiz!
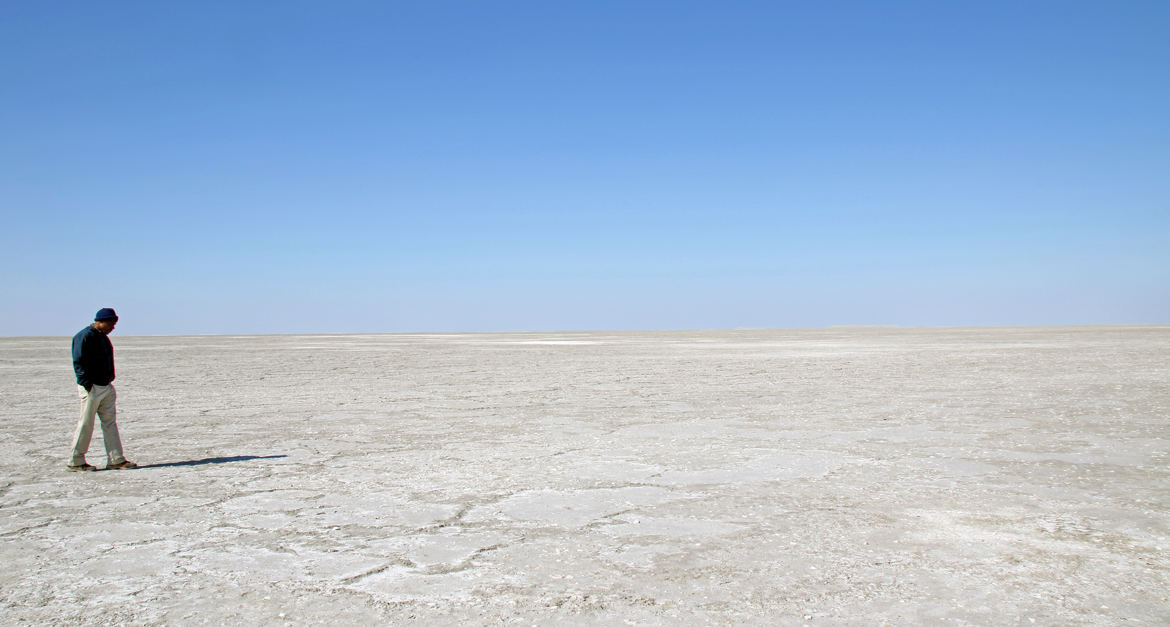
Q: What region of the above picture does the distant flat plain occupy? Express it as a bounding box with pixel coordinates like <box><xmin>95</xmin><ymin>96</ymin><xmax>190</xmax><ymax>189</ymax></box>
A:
<box><xmin>2</xmin><ymin>326</ymin><xmax>1168</xmax><ymax>624</ymax></box>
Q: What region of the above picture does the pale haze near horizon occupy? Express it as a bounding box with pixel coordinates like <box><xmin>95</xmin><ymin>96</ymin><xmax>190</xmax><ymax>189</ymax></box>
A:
<box><xmin>2</xmin><ymin>1</ymin><xmax>1167</xmax><ymax>336</ymax></box>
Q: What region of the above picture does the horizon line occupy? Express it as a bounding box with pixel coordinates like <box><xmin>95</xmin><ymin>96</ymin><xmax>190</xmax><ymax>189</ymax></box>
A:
<box><xmin>4</xmin><ymin>322</ymin><xmax>1169</xmax><ymax>340</ymax></box>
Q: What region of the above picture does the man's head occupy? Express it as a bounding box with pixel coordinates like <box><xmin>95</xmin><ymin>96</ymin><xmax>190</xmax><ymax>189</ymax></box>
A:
<box><xmin>93</xmin><ymin>308</ymin><xmax>118</xmax><ymax>334</ymax></box>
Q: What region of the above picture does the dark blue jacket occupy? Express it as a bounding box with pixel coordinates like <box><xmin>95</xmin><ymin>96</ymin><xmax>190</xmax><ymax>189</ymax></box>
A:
<box><xmin>73</xmin><ymin>325</ymin><xmax>115</xmax><ymax>389</ymax></box>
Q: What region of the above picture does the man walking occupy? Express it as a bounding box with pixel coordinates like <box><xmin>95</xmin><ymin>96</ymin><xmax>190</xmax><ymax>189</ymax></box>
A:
<box><xmin>69</xmin><ymin>308</ymin><xmax>136</xmax><ymax>471</ymax></box>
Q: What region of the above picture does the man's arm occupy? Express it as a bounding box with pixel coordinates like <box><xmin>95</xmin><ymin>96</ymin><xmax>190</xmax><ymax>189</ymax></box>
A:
<box><xmin>72</xmin><ymin>332</ymin><xmax>91</xmax><ymax>390</ymax></box>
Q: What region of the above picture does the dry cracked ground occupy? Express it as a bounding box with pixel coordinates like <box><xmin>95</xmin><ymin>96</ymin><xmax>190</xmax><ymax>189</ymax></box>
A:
<box><xmin>1</xmin><ymin>327</ymin><xmax>1168</xmax><ymax>625</ymax></box>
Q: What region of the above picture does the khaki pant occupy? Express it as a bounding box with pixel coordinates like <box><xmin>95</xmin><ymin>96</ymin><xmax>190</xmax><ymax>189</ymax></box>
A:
<box><xmin>70</xmin><ymin>384</ymin><xmax>126</xmax><ymax>466</ymax></box>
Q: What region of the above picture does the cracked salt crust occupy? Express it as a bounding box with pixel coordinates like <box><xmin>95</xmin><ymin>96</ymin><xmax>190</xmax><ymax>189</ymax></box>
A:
<box><xmin>2</xmin><ymin>326</ymin><xmax>1169</xmax><ymax>623</ymax></box>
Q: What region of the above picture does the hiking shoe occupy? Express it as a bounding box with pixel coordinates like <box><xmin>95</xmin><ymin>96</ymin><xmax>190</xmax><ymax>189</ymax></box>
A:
<box><xmin>106</xmin><ymin>460</ymin><xmax>138</xmax><ymax>470</ymax></box>
<box><xmin>67</xmin><ymin>463</ymin><xmax>98</xmax><ymax>472</ymax></box>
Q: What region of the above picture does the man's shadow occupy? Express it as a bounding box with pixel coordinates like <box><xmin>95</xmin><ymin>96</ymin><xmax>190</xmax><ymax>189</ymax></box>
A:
<box><xmin>137</xmin><ymin>455</ymin><xmax>287</xmax><ymax>469</ymax></box>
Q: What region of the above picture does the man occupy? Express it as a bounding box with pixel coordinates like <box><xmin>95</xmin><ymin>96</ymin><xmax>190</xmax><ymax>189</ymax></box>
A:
<box><xmin>69</xmin><ymin>307</ymin><xmax>136</xmax><ymax>471</ymax></box>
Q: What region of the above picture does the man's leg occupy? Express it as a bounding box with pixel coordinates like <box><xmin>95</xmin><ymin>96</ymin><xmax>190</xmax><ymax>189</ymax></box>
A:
<box><xmin>70</xmin><ymin>385</ymin><xmax>99</xmax><ymax>466</ymax></box>
<box><xmin>95</xmin><ymin>384</ymin><xmax>126</xmax><ymax>465</ymax></box>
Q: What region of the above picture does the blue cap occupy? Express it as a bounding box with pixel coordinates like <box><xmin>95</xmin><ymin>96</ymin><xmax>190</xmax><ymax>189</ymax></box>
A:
<box><xmin>95</xmin><ymin>308</ymin><xmax>119</xmax><ymax>322</ymax></box>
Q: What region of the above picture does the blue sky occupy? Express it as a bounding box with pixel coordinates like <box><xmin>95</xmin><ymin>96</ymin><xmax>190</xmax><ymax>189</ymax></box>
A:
<box><xmin>3</xmin><ymin>1</ymin><xmax>1167</xmax><ymax>335</ymax></box>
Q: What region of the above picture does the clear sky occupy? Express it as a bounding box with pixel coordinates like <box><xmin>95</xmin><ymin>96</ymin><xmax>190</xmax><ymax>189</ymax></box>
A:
<box><xmin>2</xmin><ymin>1</ymin><xmax>1167</xmax><ymax>335</ymax></box>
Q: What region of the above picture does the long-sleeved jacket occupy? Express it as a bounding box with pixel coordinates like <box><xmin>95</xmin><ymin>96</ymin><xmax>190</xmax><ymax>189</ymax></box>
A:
<box><xmin>72</xmin><ymin>325</ymin><xmax>115</xmax><ymax>390</ymax></box>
